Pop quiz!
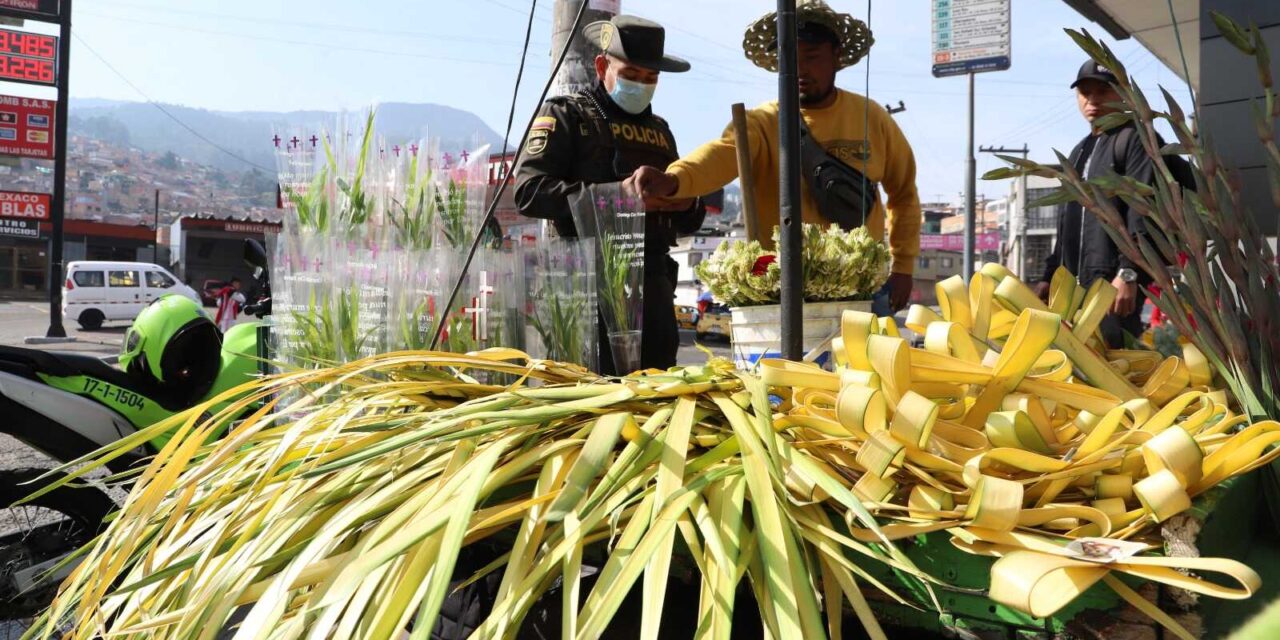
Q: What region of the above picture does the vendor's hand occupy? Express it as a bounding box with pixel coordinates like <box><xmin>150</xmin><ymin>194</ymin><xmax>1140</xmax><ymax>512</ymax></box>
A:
<box><xmin>1034</xmin><ymin>281</ymin><xmax>1051</xmax><ymax>303</ymax></box>
<box><xmin>888</xmin><ymin>272</ymin><xmax>913</xmax><ymax>312</ymax></box>
<box><xmin>626</xmin><ymin>166</ymin><xmax>679</xmax><ymax>207</ymax></box>
<box><xmin>1111</xmin><ymin>276</ymin><xmax>1138</xmax><ymax>317</ymax></box>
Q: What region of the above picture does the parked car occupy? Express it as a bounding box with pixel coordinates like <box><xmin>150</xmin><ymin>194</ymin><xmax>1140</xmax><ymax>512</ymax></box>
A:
<box><xmin>62</xmin><ymin>262</ymin><xmax>201</xmax><ymax>330</ymax></box>
<box><xmin>695</xmin><ymin>304</ymin><xmax>732</xmax><ymax>342</ymax></box>
<box><xmin>201</xmin><ymin>279</ymin><xmax>227</xmax><ymax>307</ymax></box>
<box><xmin>674</xmin><ymin>304</ymin><xmax>699</xmax><ymax>330</ymax></box>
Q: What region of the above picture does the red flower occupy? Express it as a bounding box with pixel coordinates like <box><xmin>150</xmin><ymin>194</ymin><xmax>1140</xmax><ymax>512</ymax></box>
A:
<box><xmin>751</xmin><ymin>254</ymin><xmax>777</xmax><ymax>277</ymax></box>
<box><xmin>1177</xmin><ymin>251</ymin><xmax>1190</xmax><ymax>269</ymax></box>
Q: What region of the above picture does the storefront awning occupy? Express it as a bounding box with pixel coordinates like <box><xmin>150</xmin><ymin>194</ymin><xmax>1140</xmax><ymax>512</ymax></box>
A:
<box><xmin>1061</xmin><ymin>0</ymin><xmax>1200</xmax><ymax>91</ymax></box>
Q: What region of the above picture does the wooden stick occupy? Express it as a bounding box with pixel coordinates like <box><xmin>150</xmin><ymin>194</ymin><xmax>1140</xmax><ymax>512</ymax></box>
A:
<box><xmin>731</xmin><ymin>103</ymin><xmax>760</xmax><ymax>243</ymax></box>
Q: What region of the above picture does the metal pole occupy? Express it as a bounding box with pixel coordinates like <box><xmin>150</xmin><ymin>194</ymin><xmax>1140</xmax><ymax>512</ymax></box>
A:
<box><xmin>550</xmin><ymin>0</ymin><xmax>617</xmax><ymax>98</ymax></box>
<box><xmin>979</xmin><ymin>144</ymin><xmax>1029</xmax><ymax>276</ymax></box>
<box><xmin>46</xmin><ymin>0</ymin><xmax>72</xmax><ymax>338</ymax></box>
<box><xmin>777</xmin><ymin>0</ymin><xmax>802</xmax><ymax>361</ymax></box>
<box><xmin>963</xmin><ymin>71</ymin><xmax>975</xmax><ymax>282</ymax></box>
<box><xmin>153</xmin><ymin>189</ymin><xmax>160</xmax><ymax>260</ymax></box>
<box><xmin>1018</xmin><ymin>147</ymin><xmax>1028</xmax><ymax>278</ymax></box>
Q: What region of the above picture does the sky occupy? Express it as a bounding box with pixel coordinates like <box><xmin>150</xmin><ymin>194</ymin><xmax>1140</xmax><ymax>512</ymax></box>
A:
<box><xmin>52</xmin><ymin>0</ymin><xmax>1193</xmax><ymax>206</ymax></box>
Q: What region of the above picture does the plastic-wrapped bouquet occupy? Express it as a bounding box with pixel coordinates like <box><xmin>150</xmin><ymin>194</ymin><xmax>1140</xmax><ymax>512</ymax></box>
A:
<box><xmin>569</xmin><ymin>183</ymin><xmax>645</xmax><ymax>373</ymax></box>
<box><xmin>434</xmin><ymin>143</ymin><xmax>492</xmax><ymax>249</ymax></box>
<box><xmin>526</xmin><ymin>238</ymin><xmax>597</xmax><ymax>370</ymax></box>
<box><xmin>695</xmin><ymin>223</ymin><xmax>890</xmax><ymax>307</ymax></box>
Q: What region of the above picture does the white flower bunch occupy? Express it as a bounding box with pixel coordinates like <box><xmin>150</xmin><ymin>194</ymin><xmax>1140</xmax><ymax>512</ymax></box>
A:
<box><xmin>695</xmin><ymin>224</ymin><xmax>890</xmax><ymax>307</ymax></box>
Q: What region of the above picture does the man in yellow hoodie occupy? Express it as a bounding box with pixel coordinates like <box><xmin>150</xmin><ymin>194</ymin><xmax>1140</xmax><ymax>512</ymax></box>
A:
<box><xmin>629</xmin><ymin>0</ymin><xmax>922</xmax><ymax>314</ymax></box>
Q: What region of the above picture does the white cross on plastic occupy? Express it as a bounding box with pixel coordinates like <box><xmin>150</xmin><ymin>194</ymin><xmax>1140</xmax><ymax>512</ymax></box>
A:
<box><xmin>463</xmin><ymin>271</ymin><xmax>496</xmax><ymax>340</ymax></box>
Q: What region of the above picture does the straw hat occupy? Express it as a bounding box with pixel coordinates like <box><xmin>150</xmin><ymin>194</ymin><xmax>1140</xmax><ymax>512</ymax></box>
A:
<box><xmin>743</xmin><ymin>0</ymin><xmax>874</xmax><ymax>72</ymax></box>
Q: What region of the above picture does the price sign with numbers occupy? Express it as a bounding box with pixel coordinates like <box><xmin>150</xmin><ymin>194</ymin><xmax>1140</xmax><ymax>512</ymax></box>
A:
<box><xmin>0</xmin><ymin>27</ymin><xmax>57</xmax><ymax>86</ymax></box>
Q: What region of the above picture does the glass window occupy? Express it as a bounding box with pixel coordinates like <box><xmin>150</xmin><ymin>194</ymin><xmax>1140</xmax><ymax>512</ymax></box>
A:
<box><xmin>941</xmin><ymin>258</ymin><xmax>955</xmax><ymax>269</ymax></box>
<box><xmin>918</xmin><ymin>257</ymin><xmax>930</xmax><ymax>268</ymax></box>
<box><xmin>146</xmin><ymin>271</ymin><xmax>175</xmax><ymax>288</ymax></box>
<box><xmin>15</xmin><ymin>246</ymin><xmax>45</xmax><ymax>292</ymax></box>
<box><xmin>109</xmin><ymin>270</ymin><xmax>140</xmax><ymax>287</ymax></box>
<box><xmin>0</xmin><ymin>246</ymin><xmax>14</xmax><ymax>290</ymax></box>
<box><xmin>73</xmin><ymin>271</ymin><xmax>105</xmax><ymax>287</ymax></box>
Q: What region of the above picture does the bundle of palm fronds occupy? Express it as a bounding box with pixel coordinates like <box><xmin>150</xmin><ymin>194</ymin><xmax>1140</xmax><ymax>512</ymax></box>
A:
<box><xmin>985</xmin><ymin>16</ymin><xmax>1280</xmax><ymax>420</ymax></box>
<box><xmin>26</xmin><ymin>273</ymin><xmax>1280</xmax><ymax>639</ymax></box>
<box><xmin>27</xmin><ymin>349</ymin><xmax>931</xmax><ymax>640</ymax></box>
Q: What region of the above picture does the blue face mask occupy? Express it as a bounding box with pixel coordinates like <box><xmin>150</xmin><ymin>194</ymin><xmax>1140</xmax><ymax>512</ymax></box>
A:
<box><xmin>608</xmin><ymin>77</ymin><xmax>657</xmax><ymax>115</ymax></box>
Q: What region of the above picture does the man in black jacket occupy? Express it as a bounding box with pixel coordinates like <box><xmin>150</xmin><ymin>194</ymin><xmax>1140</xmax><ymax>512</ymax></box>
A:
<box><xmin>515</xmin><ymin>15</ymin><xmax>705</xmax><ymax>375</ymax></box>
<box><xmin>1035</xmin><ymin>60</ymin><xmax>1158</xmax><ymax>348</ymax></box>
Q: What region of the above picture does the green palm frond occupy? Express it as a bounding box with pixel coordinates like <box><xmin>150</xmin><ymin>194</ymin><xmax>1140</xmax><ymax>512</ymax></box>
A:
<box><xmin>26</xmin><ymin>354</ymin><xmax>925</xmax><ymax>639</ymax></box>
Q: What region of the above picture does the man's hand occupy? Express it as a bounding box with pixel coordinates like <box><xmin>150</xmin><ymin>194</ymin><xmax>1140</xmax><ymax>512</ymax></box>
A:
<box><xmin>1034</xmin><ymin>281</ymin><xmax>1051</xmax><ymax>303</ymax></box>
<box><xmin>625</xmin><ymin>166</ymin><xmax>680</xmax><ymax>209</ymax></box>
<box><xmin>888</xmin><ymin>273</ymin><xmax>913</xmax><ymax>312</ymax></box>
<box><xmin>1111</xmin><ymin>276</ymin><xmax>1138</xmax><ymax>317</ymax></box>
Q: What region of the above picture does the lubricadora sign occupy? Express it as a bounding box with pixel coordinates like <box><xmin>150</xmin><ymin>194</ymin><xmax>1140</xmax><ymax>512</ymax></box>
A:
<box><xmin>0</xmin><ymin>190</ymin><xmax>49</xmax><ymax>219</ymax></box>
<box><xmin>0</xmin><ymin>94</ymin><xmax>53</xmax><ymax>158</ymax></box>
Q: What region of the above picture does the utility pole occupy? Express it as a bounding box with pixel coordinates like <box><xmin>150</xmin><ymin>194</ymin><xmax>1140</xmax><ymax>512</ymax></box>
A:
<box><xmin>551</xmin><ymin>0</ymin><xmax>618</xmax><ymax>98</ymax></box>
<box><xmin>964</xmin><ymin>72</ymin><xmax>976</xmax><ymax>281</ymax></box>
<box><xmin>884</xmin><ymin>100</ymin><xmax>906</xmax><ymax>115</ymax></box>
<box><xmin>153</xmin><ymin>189</ymin><xmax>160</xmax><ymax>261</ymax></box>
<box><xmin>46</xmin><ymin>0</ymin><xmax>73</xmax><ymax>339</ymax></box>
<box><xmin>979</xmin><ymin>144</ymin><xmax>1029</xmax><ymax>277</ymax></box>
<box><xmin>777</xmin><ymin>0</ymin><xmax>802</xmax><ymax>361</ymax></box>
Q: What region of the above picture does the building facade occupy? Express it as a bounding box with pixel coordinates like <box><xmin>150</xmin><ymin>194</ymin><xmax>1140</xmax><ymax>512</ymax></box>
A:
<box><xmin>168</xmin><ymin>216</ymin><xmax>281</xmax><ymax>291</ymax></box>
<box><xmin>0</xmin><ymin>220</ymin><xmax>156</xmax><ymax>298</ymax></box>
<box><xmin>1005</xmin><ymin>174</ymin><xmax>1064</xmax><ymax>283</ymax></box>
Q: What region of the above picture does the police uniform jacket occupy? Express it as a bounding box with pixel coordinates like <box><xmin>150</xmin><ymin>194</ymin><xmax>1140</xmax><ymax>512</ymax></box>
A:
<box><xmin>513</xmin><ymin>82</ymin><xmax>705</xmax><ymax>254</ymax></box>
<box><xmin>514</xmin><ymin>82</ymin><xmax>703</xmax><ymax>373</ymax></box>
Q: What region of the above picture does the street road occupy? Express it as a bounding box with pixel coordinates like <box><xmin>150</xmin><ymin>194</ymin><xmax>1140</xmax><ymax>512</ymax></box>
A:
<box><xmin>0</xmin><ymin>302</ymin><xmax>732</xmax><ymax>363</ymax></box>
<box><xmin>676</xmin><ymin>329</ymin><xmax>733</xmax><ymax>366</ymax></box>
<box><xmin>0</xmin><ymin>300</ymin><xmax>125</xmax><ymax>358</ymax></box>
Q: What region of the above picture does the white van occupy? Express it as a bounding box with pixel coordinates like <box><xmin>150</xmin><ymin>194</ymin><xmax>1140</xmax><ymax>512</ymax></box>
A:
<box><xmin>62</xmin><ymin>261</ymin><xmax>201</xmax><ymax>330</ymax></box>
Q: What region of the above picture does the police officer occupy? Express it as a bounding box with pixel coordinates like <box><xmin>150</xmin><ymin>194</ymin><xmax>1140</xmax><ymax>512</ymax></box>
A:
<box><xmin>515</xmin><ymin>15</ymin><xmax>705</xmax><ymax>375</ymax></box>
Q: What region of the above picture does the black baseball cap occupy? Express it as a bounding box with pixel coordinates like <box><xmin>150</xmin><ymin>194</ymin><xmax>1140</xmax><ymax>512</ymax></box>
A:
<box><xmin>1070</xmin><ymin>59</ymin><xmax>1118</xmax><ymax>89</ymax></box>
<box><xmin>583</xmin><ymin>16</ymin><xmax>690</xmax><ymax>73</ymax></box>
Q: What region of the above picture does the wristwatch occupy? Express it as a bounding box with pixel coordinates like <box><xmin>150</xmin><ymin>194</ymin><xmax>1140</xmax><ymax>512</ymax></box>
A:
<box><xmin>1116</xmin><ymin>268</ymin><xmax>1139</xmax><ymax>283</ymax></box>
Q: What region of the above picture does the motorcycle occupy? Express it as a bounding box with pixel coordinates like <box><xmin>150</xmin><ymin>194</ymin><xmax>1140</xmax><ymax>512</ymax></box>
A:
<box><xmin>241</xmin><ymin>239</ymin><xmax>272</xmax><ymax>319</ymax></box>
<box><xmin>0</xmin><ymin>239</ymin><xmax>272</xmax><ymax>619</ymax></box>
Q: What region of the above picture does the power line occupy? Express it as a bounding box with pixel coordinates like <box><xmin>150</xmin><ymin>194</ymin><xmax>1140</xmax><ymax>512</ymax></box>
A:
<box><xmin>1001</xmin><ymin>55</ymin><xmax>1163</xmax><ymax>143</ymax></box>
<box><xmin>79</xmin><ymin>11</ymin><xmax>528</xmax><ymax>66</ymax></box>
<box><xmin>989</xmin><ymin>52</ymin><xmax>1158</xmax><ymax>143</ymax></box>
<box><xmin>73</xmin><ymin>32</ymin><xmax>274</xmax><ymax>173</ymax></box>
<box><xmin>95</xmin><ymin>0</ymin><xmax>548</xmax><ymax>48</ymax></box>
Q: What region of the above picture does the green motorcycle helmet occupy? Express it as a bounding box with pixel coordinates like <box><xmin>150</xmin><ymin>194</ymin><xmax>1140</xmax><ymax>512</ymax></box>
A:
<box><xmin>120</xmin><ymin>294</ymin><xmax>223</xmax><ymax>408</ymax></box>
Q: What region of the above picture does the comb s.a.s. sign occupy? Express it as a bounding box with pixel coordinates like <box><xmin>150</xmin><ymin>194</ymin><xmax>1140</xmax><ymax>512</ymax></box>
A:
<box><xmin>0</xmin><ymin>95</ymin><xmax>53</xmax><ymax>159</ymax></box>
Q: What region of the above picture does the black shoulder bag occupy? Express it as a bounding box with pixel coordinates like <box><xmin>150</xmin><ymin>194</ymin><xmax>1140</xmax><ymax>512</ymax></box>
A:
<box><xmin>799</xmin><ymin>120</ymin><xmax>878</xmax><ymax>230</ymax></box>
